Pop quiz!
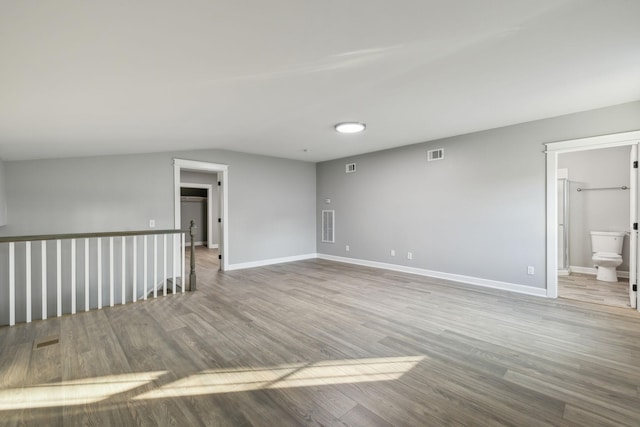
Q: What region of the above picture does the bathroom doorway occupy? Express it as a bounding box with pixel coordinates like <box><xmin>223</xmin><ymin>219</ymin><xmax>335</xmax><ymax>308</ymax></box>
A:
<box><xmin>545</xmin><ymin>131</ymin><xmax>640</xmax><ymax>310</ymax></box>
<box><xmin>556</xmin><ymin>147</ymin><xmax>631</xmax><ymax>308</ymax></box>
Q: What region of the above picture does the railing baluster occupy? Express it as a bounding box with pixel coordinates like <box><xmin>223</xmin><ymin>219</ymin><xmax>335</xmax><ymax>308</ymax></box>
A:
<box><xmin>1</xmin><ymin>229</ymin><xmax>184</xmax><ymax>326</ymax></box>
<box><xmin>172</xmin><ymin>234</ymin><xmax>177</xmax><ymax>295</ymax></box>
<box><xmin>121</xmin><ymin>236</ymin><xmax>126</xmax><ymax>305</ymax></box>
<box><xmin>143</xmin><ymin>236</ymin><xmax>148</xmax><ymax>300</ymax></box>
<box><xmin>153</xmin><ymin>235</ymin><xmax>158</xmax><ymax>299</ymax></box>
<box><xmin>189</xmin><ymin>220</ymin><xmax>196</xmax><ymax>291</ymax></box>
<box><xmin>97</xmin><ymin>238</ymin><xmax>102</xmax><ymax>309</ymax></box>
<box><xmin>9</xmin><ymin>242</ymin><xmax>15</xmax><ymax>326</ymax></box>
<box><xmin>109</xmin><ymin>237</ymin><xmax>114</xmax><ymax>307</ymax></box>
<box><xmin>26</xmin><ymin>241</ymin><xmax>32</xmax><ymax>323</ymax></box>
<box><xmin>163</xmin><ymin>234</ymin><xmax>167</xmax><ymax>296</ymax></box>
<box><xmin>181</xmin><ymin>233</ymin><xmax>185</xmax><ymax>293</ymax></box>
<box><xmin>41</xmin><ymin>241</ymin><xmax>47</xmax><ymax>320</ymax></box>
<box><xmin>71</xmin><ymin>239</ymin><xmax>76</xmax><ymax>314</ymax></box>
<box><xmin>133</xmin><ymin>236</ymin><xmax>137</xmax><ymax>303</ymax></box>
<box><xmin>56</xmin><ymin>240</ymin><xmax>62</xmax><ymax>317</ymax></box>
<box><xmin>84</xmin><ymin>238</ymin><xmax>89</xmax><ymax>312</ymax></box>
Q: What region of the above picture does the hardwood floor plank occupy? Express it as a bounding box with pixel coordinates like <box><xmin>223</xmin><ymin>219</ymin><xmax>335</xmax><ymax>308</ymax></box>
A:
<box><xmin>340</xmin><ymin>404</ymin><xmax>393</xmax><ymax>427</ymax></box>
<box><xmin>559</xmin><ymin>272</ymin><xmax>630</xmax><ymax>308</ymax></box>
<box><xmin>562</xmin><ymin>403</ymin><xmax>626</xmax><ymax>427</ymax></box>
<box><xmin>504</xmin><ymin>369</ymin><xmax>640</xmax><ymax>426</ymax></box>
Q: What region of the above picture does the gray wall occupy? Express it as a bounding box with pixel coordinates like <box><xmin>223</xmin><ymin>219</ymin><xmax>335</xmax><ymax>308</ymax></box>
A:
<box><xmin>0</xmin><ymin>159</ymin><xmax>6</xmax><ymax>226</ymax></box>
<box><xmin>0</xmin><ymin>148</ymin><xmax>316</xmax><ymax>263</ymax></box>
<box><xmin>181</xmin><ymin>198</ymin><xmax>207</xmax><ymax>244</ymax></box>
<box><xmin>317</xmin><ymin>101</ymin><xmax>640</xmax><ymax>289</ymax></box>
<box><xmin>2</xmin><ymin>153</ymin><xmax>172</xmax><ymax>235</ymax></box>
<box><xmin>180</xmin><ymin>170</ymin><xmax>220</xmax><ymax>245</ymax></box>
<box><xmin>558</xmin><ymin>147</ymin><xmax>631</xmax><ymax>271</ymax></box>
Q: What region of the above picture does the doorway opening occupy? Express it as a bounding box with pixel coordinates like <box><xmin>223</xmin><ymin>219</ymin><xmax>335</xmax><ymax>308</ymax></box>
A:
<box><xmin>180</xmin><ymin>184</ymin><xmax>215</xmax><ymax>249</ymax></box>
<box><xmin>173</xmin><ymin>159</ymin><xmax>228</xmax><ymax>271</ymax></box>
<box><xmin>545</xmin><ymin>130</ymin><xmax>640</xmax><ymax>310</ymax></box>
<box><xmin>180</xmin><ymin>183</ymin><xmax>219</xmax><ymax>270</ymax></box>
<box><xmin>556</xmin><ymin>148</ymin><xmax>631</xmax><ymax>308</ymax></box>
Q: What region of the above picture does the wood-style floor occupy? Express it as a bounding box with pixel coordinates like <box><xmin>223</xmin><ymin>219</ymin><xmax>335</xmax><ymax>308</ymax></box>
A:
<box><xmin>558</xmin><ymin>272</ymin><xmax>630</xmax><ymax>309</ymax></box>
<box><xmin>187</xmin><ymin>245</ymin><xmax>219</xmax><ymax>270</ymax></box>
<box><xmin>2</xmin><ymin>252</ymin><xmax>640</xmax><ymax>426</ymax></box>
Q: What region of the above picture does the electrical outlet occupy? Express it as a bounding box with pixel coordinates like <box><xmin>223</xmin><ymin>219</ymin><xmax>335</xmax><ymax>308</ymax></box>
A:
<box><xmin>391</xmin><ymin>249</ymin><xmax>395</xmax><ymax>256</ymax></box>
<box><xmin>527</xmin><ymin>266</ymin><xmax>534</xmax><ymax>275</ymax></box>
<box><xmin>149</xmin><ymin>219</ymin><xmax>156</xmax><ymax>228</ymax></box>
<box><xmin>407</xmin><ymin>252</ymin><xmax>413</xmax><ymax>260</ymax></box>
<box><xmin>345</xmin><ymin>245</ymin><xmax>350</xmax><ymax>252</ymax></box>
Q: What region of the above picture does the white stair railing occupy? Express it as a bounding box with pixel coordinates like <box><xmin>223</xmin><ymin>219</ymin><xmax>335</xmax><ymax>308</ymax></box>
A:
<box><xmin>0</xmin><ymin>226</ymin><xmax>194</xmax><ymax>327</ymax></box>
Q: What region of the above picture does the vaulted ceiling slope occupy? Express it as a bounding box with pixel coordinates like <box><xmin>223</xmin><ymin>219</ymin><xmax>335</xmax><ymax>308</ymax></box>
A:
<box><xmin>1</xmin><ymin>0</ymin><xmax>639</xmax><ymax>162</ymax></box>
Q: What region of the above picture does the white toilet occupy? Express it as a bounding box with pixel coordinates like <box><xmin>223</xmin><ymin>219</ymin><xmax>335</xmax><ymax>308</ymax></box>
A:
<box><xmin>590</xmin><ymin>231</ymin><xmax>625</xmax><ymax>282</ymax></box>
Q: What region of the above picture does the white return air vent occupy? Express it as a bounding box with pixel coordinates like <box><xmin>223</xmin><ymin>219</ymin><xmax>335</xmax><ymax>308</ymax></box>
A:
<box><xmin>427</xmin><ymin>148</ymin><xmax>444</xmax><ymax>161</ymax></box>
<box><xmin>345</xmin><ymin>163</ymin><xmax>357</xmax><ymax>173</ymax></box>
<box><xmin>322</xmin><ymin>210</ymin><xmax>335</xmax><ymax>243</ymax></box>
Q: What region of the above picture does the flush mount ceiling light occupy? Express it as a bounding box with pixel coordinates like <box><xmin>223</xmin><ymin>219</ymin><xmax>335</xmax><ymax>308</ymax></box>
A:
<box><xmin>335</xmin><ymin>122</ymin><xmax>366</xmax><ymax>134</ymax></box>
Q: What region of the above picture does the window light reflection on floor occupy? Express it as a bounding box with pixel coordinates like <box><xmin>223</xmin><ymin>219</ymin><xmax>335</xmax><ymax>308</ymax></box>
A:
<box><xmin>134</xmin><ymin>356</ymin><xmax>425</xmax><ymax>400</ymax></box>
<box><xmin>0</xmin><ymin>371</ymin><xmax>167</xmax><ymax>411</ymax></box>
<box><xmin>0</xmin><ymin>356</ymin><xmax>425</xmax><ymax>411</ymax></box>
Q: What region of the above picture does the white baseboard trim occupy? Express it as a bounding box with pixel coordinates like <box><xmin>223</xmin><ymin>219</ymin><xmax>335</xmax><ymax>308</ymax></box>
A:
<box><xmin>317</xmin><ymin>254</ymin><xmax>548</xmax><ymax>298</ymax></box>
<box><xmin>227</xmin><ymin>253</ymin><xmax>318</xmax><ymax>271</ymax></box>
<box><xmin>208</xmin><ymin>243</ymin><xmax>219</xmax><ymax>249</ymax></box>
<box><xmin>226</xmin><ymin>252</ymin><xmax>547</xmax><ymax>297</ymax></box>
<box><xmin>570</xmin><ymin>265</ymin><xmax>629</xmax><ymax>279</ymax></box>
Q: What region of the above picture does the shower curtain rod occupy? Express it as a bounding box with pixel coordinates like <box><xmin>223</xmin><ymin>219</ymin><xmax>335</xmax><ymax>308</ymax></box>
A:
<box><xmin>576</xmin><ymin>185</ymin><xmax>628</xmax><ymax>192</ymax></box>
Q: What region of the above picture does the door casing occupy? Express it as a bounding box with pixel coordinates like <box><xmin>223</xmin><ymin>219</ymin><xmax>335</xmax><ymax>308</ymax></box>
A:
<box><xmin>545</xmin><ymin>130</ymin><xmax>640</xmax><ymax>309</ymax></box>
<box><xmin>173</xmin><ymin>159</ymin><xmax>228</xmax><ymax>271</ymax></box>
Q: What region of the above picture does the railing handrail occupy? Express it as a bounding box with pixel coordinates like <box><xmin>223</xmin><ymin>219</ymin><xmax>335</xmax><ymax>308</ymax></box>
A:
<box><xmin>0</xmin><ymin>228</ymin><xmax>187</xmax><ymax>244</ymax></box>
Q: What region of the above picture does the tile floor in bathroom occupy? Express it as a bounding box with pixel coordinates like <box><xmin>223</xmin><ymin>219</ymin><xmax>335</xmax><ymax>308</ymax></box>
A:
<box><xmin>558</xmin><ymin>272</ymin><xmax>630</xmax><ymax>308</ymax></box>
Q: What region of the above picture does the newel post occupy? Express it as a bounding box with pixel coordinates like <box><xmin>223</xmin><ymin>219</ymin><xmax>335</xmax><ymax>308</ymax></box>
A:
<box><xmin>189</xmin><ymin>220</ymin><xmax>196</xmax><ymax>291</ymax></box>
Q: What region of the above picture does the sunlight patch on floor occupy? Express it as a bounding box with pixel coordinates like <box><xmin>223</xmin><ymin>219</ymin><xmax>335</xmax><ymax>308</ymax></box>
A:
<box><xmin>134</xmin><ymin>356</ymin><xmax>425</xmax><ymax>400</ymax></box>
<box><xmin>0</xmin><ymin>371</ymin><xmax>167</xmax><ymax>411</ymax></box>
<box><xmin>0</xmin><ymin>356</ymin><xmax>425</xmax><ymax>410</ymax></box>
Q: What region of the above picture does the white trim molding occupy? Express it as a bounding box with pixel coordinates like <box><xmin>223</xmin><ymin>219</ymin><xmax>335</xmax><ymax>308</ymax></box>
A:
<box><xmin>227</xmin><ymin>253</ymin><xmax>318</xmax><ymax>271</ymax></box>
<box><xmin>317</xmin><ymin>254</ymin><xmax>548</xmax><ymax>298</ymax></box>
<box><xmin>545</xmin><ymin>130</ymin><xmax>640</xmax><ymax>154</ymax></box>
<box><xmin>225</xmin><ymin>252</ymin><xmax>548</xmax><ymax>298</ymax></box>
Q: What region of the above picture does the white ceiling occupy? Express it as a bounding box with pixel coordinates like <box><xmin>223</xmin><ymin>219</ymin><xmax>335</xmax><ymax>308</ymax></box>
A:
<box><xmin>1</xmin><ymin>0</ymin><xmax>639</xmax><ymax>162</ymax></box>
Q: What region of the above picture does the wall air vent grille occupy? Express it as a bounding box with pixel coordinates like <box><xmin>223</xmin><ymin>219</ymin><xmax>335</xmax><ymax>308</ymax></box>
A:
<box><xmin>427</xmin><ymin>149</ymin><xmax>444</xmax><ymax>161</ymax></box>
<box><xmin>322</xmin><ymin>210</ymin><xmax>335</xmax><ymax>243</ymax></box>
<box><xmin>345</xmin><ymin>163</ymin><xmax>357</xmax><ymax>173</ymax></box>
<box><xmin>34</xmin><ymin>336</ymin><xmax>60</xmax><ymax>350</ymax></box>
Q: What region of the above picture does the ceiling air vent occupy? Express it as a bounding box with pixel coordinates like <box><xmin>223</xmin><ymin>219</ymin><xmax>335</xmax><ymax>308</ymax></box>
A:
<box><xmin>345</xmin><ymin>163</ymin><xmax>357</xmax><ymax>173</ymax></box>
<box><xmin>427</xmin><ymin>149</ymin><xmax>444</xmax><ymax>162</ymax></box>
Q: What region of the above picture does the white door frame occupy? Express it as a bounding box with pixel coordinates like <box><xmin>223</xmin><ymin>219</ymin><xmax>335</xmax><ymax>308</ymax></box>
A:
<box><xmin>180</xmin><ymin>182</ymin><xmax>215</xmax><ymax>249</ymax></box>
<box><xmin>174</xmin><ymin>159</ymin><xmax>229</xmax><ymax>271</ymax></box>
<box><xmin>630</xmin><ymin>145</ymin><xmax>638</xmax><ymax>309</ymax></box>
<box><xmin>545</xmin><ymin>130</ymin><xmax>640</xmax><ymax>309</ymax></box>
